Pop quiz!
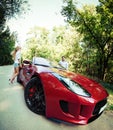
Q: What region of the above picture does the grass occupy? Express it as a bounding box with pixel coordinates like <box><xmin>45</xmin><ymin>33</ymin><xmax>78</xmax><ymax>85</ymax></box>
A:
<box><xmin>105</xmin><ymin>89</ymin><xmax>113</xmax><ymax>111</ymax></box>
<box><xmin>100</xmin><ymin>82</ymin><xmax>113</xmax><ymax>111</ymax></box>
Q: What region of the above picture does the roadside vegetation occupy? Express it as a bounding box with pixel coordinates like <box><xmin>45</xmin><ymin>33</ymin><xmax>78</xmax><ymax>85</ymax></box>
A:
<box><xmin>100</xmin><ymin>82</ymin><xmax>113</xmax><ymax>111</ymax></box>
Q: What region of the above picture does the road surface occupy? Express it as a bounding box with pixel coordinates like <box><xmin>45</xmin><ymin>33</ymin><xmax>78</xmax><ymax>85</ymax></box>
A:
<box><xmin>0</xmin><ymin>65</ymin><xmax>113</xmax><ymax>130</ymax></box>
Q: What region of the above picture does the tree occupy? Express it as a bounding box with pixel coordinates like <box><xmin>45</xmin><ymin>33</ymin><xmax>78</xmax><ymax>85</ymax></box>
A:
<box><xmin>23</xmin><ymin>27</ymin><xmax>50</xmax><ymax>59</ymax></box>
<box><xmin>61</xmin><ymin>0</ymin><xmax>113</xmax><ymax>81</ymax></box>
<box><xmin>0</xmin><ymin>0</ymin><xmax>28</xmax><ymax>28</ymax></box>
<box><xmin>0</xmin><ymin>0</ymin><xmax>28</xmax><ymax>65</ymax></box>
<box><xmin>0</xmin><ymin>27</ymin><xmax>16</xmax><ymax>65</ymax></box>
<box><xmin>96</xmin><ymin>0</ymin><xmax>113</xmax><ymax>81</ymax></box>
<box><xmin>51</xmin><ymin>25</ymin><xmax>82</xmax><ymax>71</ymax></box>
<box><xmin>23</xmin><ymin>25</ymin><xmax>82</xmax><ymax>72</ymax></box>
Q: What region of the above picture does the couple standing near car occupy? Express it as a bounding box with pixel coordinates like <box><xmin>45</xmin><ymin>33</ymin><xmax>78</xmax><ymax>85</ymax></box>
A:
<box><xmin>9</xmin><ymin>46</ymin><xmax>68</xmax><ymax>83</ymax></box>
<box><xmin>9</xmin><ymin>45</ymin><xmax>21</xmax><ymax>84</ymax></box>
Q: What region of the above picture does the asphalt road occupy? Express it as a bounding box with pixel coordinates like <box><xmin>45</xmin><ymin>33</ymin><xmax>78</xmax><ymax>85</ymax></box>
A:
<box><xmin>0</xmin><ymin>65</ymin><xmax>113</xmax><ymax>130</ymax></box>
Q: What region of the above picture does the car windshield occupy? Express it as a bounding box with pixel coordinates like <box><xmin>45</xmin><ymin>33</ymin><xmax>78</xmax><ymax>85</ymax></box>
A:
<box><xmin>32</xmin><ymin>57</ymin><xmax>51</xmax><ymax>67</ymax></box>
<box><xmin>32</xmin><ymin>57</ymin><xmax>65</xmax><ymax>69</ymax></box>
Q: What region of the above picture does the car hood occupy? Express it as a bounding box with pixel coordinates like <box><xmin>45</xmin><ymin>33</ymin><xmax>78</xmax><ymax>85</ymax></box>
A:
<box><xmin>51</xmin><ymin>68</ymin><xmax>108</xmax><ymax>100</ymax></box>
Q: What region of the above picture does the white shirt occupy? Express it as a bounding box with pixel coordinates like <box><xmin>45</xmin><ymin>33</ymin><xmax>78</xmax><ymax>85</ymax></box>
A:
<box><xmin>15</xmin><ymin>50</ymin><xmax>21</xmax><ymax>63</ymax></box>
<box><xmin>59</xmin><ymin>60</ymin><xmax>68</xmax><ymax>70</ymax></box>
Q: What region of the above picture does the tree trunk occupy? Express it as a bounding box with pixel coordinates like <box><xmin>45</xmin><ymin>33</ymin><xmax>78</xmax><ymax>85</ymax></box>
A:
<box><xmin>97</xmin><ymin>54</ymin><xmax>108</xmax><ymax>81</ymax></box>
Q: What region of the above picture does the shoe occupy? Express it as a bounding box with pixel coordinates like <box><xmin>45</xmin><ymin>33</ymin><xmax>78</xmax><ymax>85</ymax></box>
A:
<box><xmin>9</xmin><ymin>79</ymin><xmax>13</xmax><ymax>84</ymax></box>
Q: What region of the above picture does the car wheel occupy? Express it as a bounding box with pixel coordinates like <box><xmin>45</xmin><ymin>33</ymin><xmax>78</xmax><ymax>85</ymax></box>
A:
<box><xmin>17</xmin><ymin>73</ymin><xmax>22</xmax><ymax>83</ymax></box>
<box><xmin>24</xmin><ymin>77</ymin><xmax>45</xmax><ymax>115</ymax></box>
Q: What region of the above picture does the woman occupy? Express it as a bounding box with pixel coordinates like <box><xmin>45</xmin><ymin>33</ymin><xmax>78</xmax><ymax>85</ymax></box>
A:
<box><xmin>10</xmin><ymin>46</ymin><xmax>21</xmax><ymax>83</ymax></box>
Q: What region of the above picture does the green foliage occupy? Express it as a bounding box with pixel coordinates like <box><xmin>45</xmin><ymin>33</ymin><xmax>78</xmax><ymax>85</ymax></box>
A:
<box><xmin>109</xmin><ymin>105</ymin><xmax>113</xmax><ymax>110</ymax></box>
<box><xmin>100</xmin><ymin>81</ymin><xmax>113</xmax><ymax>92</ymax></box>
<box><xmin>0</xmin><ymin>0</ymin><xmax>28</xmax><ymax>30</ymax></box>
<box><xmin>22</xmin><ymin>25</ymin><xmax>82</xmax><ymax>71</ymax></box>
<box><xmin>22</xmin><ymin>27</ymin><xmax>50</xmax><ymax>59</ymax></box>
<box><xmin>0</xmin><ymin>0</ymin><xmax>28</xmax><ymax>18</ymax></box>
<box><xmin>0</xmin><ymin>0</ymin><xmax>29</xmax><ymax>65</ymax></box>
<box><xmin>99</xmin><ymin>81</ymin><xmax>113</xmax><ymax>110</ymax></box>
<box><xmin>61</xmin><ymin>0</ymin><xmax>113</xmax><ymax>81</ymax></box>
<box><xmin>0</xmin><ymin>27</ymin><xmax>15</xmax><ymax>65</ymax></box>
<box><xmin>15</xmin><ymin>0</ymin><xmax>113</xmax><ymax>84</ymax></box>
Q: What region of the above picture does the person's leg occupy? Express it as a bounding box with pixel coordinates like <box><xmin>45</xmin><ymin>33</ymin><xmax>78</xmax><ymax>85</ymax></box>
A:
<box><xmin>10</xmin><ymin>63</ymin><xmax>19</xmax><ymax>83</ymax></box>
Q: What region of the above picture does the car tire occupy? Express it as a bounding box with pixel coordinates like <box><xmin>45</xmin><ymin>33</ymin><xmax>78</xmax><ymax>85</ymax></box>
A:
<box><xmin>24</xmin><ymin>77</ymin><xmax>45</xmax><ymax>115</ymax></box>
<box><xmin>17</xmin><ymin>72</ymin><xmax>22</xmax><ymax>83</ymax></box>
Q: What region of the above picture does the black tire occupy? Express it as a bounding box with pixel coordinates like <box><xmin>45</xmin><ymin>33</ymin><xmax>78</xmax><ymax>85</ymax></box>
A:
<box><xmin>17</xmin><ymin>73</ymin><xmax>22</xmax><ymax>83</ymax></box>
<box><xmin>17</xmin><ymin>67</ymin><xmax>22</xmax><ymax>83</ymax></box>
<box><xmin>24</xmin><ymin>77</ymin><xmax>45</xmax><ymax>115</ymax></box>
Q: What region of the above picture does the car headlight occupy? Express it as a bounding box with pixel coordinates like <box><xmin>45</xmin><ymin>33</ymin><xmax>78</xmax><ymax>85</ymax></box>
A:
<box><xmin>63</xmin><ymin>78</ymin><xmax>91</xmax><ymax>97</ymax></box>
<box><xmin>53</xmin><ymin>73</ymin><xmax>91</xmax><ymax>97</ymax></box>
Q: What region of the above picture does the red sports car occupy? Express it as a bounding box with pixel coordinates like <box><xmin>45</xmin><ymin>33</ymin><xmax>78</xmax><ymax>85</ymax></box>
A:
<box><xmin>17</xmin><ymin>57</ymin><xmax>109</xmax><ymax>125</ymax></box>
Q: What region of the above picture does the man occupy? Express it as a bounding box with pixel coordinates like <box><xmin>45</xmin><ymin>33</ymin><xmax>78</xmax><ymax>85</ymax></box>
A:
<box><xmin>59</xmin><ymin>56</ymin><xmax>68</xmax><ymax>70</ymax></box>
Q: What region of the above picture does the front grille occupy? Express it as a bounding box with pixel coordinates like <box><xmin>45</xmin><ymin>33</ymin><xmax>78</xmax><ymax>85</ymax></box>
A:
<box><xmin>93</xmin><ymin>98</ymin><xmax>107</xmax><ymax>115</ymax></box>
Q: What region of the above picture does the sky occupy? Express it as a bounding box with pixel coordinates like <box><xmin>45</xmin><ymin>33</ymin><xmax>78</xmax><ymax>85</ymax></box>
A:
<box><xmin>7</xmin><ymin>0</ymin><xmax>99</xmax><ymax>45</ymax></box>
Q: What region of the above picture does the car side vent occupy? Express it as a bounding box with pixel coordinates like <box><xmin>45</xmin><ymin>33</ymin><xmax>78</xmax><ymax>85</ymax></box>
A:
<box><xmin>59</xmin><ymin>100</ymin><xmax>69</xmax><ymax>113</ymax></box>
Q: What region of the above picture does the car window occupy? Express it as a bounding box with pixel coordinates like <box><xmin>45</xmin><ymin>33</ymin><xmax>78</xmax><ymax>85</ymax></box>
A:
<box><xmin>32</xmin><ymin>57</ymin><xmax>51</xmax><ymax>67</ymax></box>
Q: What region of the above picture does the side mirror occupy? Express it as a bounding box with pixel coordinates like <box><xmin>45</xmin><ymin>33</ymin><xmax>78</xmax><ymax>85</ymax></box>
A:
<box><xmin>23</xmin><ymin>60</ymin><xmax>31</xmax><ymax>65</ymax></box>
